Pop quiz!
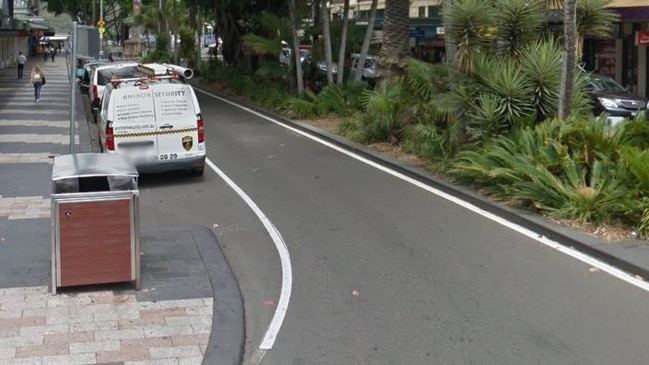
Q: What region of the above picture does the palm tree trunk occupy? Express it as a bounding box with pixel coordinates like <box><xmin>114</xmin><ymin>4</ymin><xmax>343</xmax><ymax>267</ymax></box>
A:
<box><xmin>559</xmin><ymin>0</ymin><xmax>577</xmax><ymax>119</ymax></box>
<box><xmin>289</xmin><ymin>0</ymin><xmax>304</xmax><ymax>94</ymax></box>
<box><xmin>354</xmin><ymin>0</ymin><xmax>378</xmax><ymax>82</ymax></box>
<box><xmin>443</xmin><ymin>0</ymin><xmax>457</xmax><ymax>84</ymax></box>
<box><xmin>336</xmin><ymin>0</ymin><xmax>350</xmax><ymax>84</ymax></box>
<box><xmin>376</xmin><ymin>0</ymin><xmax>410</xmax><ymax>84</ymax></box>
<box><xmin>321</xmin><ymin>0</ymin><xmax>334</xmax><ymax>85</ymax></box>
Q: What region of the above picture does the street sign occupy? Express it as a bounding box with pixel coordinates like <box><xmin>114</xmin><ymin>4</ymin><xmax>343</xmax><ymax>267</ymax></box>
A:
<box><xmin>98</xmin><ymin>26</ymin><xmax>106</xmax><ymax>35</ymax></box>
<box><xmin>97</xmin><ymin>19</ymin><xmax>105</xmax><ymax>28</ymax></box>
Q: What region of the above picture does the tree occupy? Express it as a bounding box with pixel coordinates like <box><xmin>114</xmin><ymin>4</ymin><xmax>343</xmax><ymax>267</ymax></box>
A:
<box><xmin>289</xmin><ymin>0</ymin><xmax>305</xmax><ymax>94</ymax></box>
<box><xmin>558</xmin><ymin>0</ymin><xmax>577</xmax><ymax>119</ymax></box>
<box><xmin>442</xmin><ymin>0</ymin><xmax>457</xmax><ymax>84</ymax></box>
<box><xmin>354</xmin><ymin>0</ymin><xmax>378</xmax><ymax>82</ymax></box>
<box><xmin>321</xmin><ymin>0</ymin><xmax>335</xmax><ymax>85</ymax></box>
<box><xmin>375</xmin><ymin>0</ymin><xmax>410</xmax><ymax>84</ymax></box>
<box><xmin>336</xmin><ymin>0</ymin><xmax>350</xmax><ymax>84</ymax></box>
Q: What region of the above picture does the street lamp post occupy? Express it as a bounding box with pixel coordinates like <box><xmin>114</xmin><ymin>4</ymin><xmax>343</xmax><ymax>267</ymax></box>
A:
<box><xmin>99</xmin><ymin>0</ymin><xmax>103</xmax><ymax>55</ymax></box>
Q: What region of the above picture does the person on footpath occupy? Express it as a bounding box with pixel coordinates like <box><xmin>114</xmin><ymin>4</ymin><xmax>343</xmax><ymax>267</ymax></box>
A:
<box><xmin>30</xmin><ymin>65</ymin><xmax>45</xmax><ymax>102</ymax></box>
<box><xmin>50</xmin><ymin>47</ymin><xmax>55</xmax><ymax>62</ymax></box>
<box><xmin>16</xmin><ymin>51</ymin><xmax>26</xmax><ymax>79</ymax></box>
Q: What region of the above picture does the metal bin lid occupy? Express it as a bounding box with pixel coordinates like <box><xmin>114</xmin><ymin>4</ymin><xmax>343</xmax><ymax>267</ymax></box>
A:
<box><xmin>52</xmin><ymin>153</ymin><xmax>138</xmax><ymax>181</ymax></box>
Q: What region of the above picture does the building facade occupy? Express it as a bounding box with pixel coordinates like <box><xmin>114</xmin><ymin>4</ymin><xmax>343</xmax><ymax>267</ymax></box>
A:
<box><xmin>0</xmin><ymin>0</ymin><xmax>50</xmax><ymax>68</ymax></box>
<box><xmin>332</xmin><ymin>0</ymin><xmax>649</xmax><ymax>97</ymax></box>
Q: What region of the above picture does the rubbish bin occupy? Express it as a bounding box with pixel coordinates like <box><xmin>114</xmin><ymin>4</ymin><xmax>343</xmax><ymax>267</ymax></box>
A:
<box><xmin>51</xmin><ymin>153</ymin><xmax>140</xmax><ymax>294</ymax></box>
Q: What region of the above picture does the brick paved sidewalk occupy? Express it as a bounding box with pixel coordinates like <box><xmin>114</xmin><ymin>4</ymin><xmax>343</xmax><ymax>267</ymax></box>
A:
<box><xmin>0</xmin><ymin>286</ymin><xmax>211</xmax><ymax>365</ymax></box>
<box><xmin>0</xmin><ymin>56</ymin><xmax>244</xmax><ymax>365</ymax></box>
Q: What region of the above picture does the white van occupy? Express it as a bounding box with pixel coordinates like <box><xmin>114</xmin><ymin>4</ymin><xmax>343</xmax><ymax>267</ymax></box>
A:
<box><xmin>97</xmin><ymin>70</ymin><xmax>206</xmax><ymax>176</ymax></box>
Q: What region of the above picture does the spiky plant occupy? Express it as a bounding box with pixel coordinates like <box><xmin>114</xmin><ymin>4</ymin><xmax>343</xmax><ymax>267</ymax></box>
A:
<box><xmin>520</xmin><ymin>38</ymin><xmax>562</xmax><ymax>122</ymax></box>
<box><xmin>442</xmin><ymin>0</ymin><xmax>495</xmax><ymax>74</ymax></box>
<box><xmin>494</xmin><ymin>0</ymin><xmax>545</xmax><ymax>58</ymax></box>
<box><xmin>462</xmin><ymin>54</ymin><xmax>535</xmax><ymax>142</ymax></box>
<box><xmin>576</xmin><ymin>0</ymin><xmax>619</xmax><ymax>59</ymax></box>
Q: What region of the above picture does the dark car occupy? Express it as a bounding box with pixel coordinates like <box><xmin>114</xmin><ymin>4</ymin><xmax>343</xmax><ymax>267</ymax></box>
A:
<box><xmin>586</xmin><ymin>74</ymin><xmax>647</xmax><ymax>125</ymax></box>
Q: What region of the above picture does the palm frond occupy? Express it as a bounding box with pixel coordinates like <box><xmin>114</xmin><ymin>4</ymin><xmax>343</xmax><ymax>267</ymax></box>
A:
<box><xmin>241</xmin><ymin>33</ymin><xmax>283</xmax><ymax>55</ymax></box>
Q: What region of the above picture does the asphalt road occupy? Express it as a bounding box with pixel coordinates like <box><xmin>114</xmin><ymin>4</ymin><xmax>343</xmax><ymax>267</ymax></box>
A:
<box><xmin>135</xmin><ymin>88</ymin><xmax>649</xmax><ymax>365</ymax></box>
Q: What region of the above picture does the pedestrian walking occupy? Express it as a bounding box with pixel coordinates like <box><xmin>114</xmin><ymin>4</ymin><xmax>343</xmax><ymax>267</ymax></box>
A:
<box><xmin>50</xmin><ymin>48</ymin><xmax>55</xmax><ymax>62</ymax></box>
<box><xmin>16</xmin><ymin>51</ymin><xmax>26</xmax><ymax>79</ymax></box>
<box><xmin>30</xmin><ymin>65</ymin><xmax>45</xmax><ymax>102</ymax></box>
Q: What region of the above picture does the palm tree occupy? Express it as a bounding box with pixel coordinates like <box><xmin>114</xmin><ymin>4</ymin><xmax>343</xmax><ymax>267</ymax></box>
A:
<box><xmin>442</xmin><ymin>0</ymin><xmax>457</xmax><ymax>83</ymax></box>
<box><xmin>353</xmin><ymin>0</ymin><xmax>378</xmax><ymax>82</ymax></box>
<box><xmin>559</xmin><ymin>0</ymin><xmax>577</xmax><ymax>119</ymax></box>
<box><xmin>289</xmin><ymin>0</ymin><xmax>305</xmax><ymax>94</ymax></box>
<box><xmin>375</xmin><ymin>0</ymin><xmax>410</xmax><ymax>83</ymax></box>
<box><xmin>336</xmin><ymin>0</ymin><xmax>351</xmax><ymax>84</ymax></box>
<box><xmin>321</xmin><ymin>0</ymin><xmax>335</xmax><ymax>85</ymax></box>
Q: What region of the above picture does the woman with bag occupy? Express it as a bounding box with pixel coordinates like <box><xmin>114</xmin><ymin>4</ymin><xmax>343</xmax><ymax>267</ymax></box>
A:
<box><xmin>30</xmin><ymin>65</ymin><xmax>45</xmax><ymax>102</ymax></box>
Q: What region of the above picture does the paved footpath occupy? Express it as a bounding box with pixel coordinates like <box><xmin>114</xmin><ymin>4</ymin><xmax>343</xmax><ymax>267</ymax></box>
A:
<box><xmin>0</xmin><ymin>57</ymin><xmax>243</xmax><ymax>365</ymax></box>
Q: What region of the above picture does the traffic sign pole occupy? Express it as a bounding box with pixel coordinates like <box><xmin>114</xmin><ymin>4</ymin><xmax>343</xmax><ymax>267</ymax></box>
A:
<box><xmin>99</xmin><ymin>0</ymin><xmax>103</xmax><ymax>56</ymax></box>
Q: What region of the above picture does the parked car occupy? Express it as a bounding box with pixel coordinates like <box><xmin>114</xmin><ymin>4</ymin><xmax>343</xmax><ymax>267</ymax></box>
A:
<box><xmin>349</xmin><ymin>53</ymin><xmax>377</xmax><ymax>86</ymax></box>
<box><xmin>77</xmin><ymin>59</ymin><xmax>112</xmax><ymax>95</ymax></box>
<box><xmin>87</xmin><ymin>62</ymin><xmax>140</xmax><ymax>121</ymax></box>
<box><xmin>586</xmin><ymin>74</ymin><xmax>647</xmax><ymax>126</ymax></box>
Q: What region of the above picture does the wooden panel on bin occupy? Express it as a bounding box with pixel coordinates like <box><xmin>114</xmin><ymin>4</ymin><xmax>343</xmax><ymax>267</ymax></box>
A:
<box><xmin>58</xmin><ymin>199</ymin><xmax>132</xmax><ymax>287</ymax></box>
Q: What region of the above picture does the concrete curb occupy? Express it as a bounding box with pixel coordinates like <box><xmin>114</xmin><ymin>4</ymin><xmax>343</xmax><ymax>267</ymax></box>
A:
<box><xmin>192</xmin><ymin>227</ymin><xmax>245</xmax><ymax>365</ymax></box>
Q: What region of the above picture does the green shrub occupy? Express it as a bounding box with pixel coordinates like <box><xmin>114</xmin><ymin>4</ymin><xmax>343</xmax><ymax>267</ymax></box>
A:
<box><xmin>512</xmin><ymin>159</ymin><xmax>629</xmax><ymax>223</ymax></box>
<box><xmin>279</xmin><ymin>90</ymin><xmax>320</xmax><ymax>119</ymax></box>
<box><xmin>402</xmin><ymin>123</ymin><xmax>457</xmax><ymax>160</ymax></box>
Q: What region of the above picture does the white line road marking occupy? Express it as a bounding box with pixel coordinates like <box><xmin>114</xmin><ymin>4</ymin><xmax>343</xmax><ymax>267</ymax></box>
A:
<box><xmin>204</xmin><ymin>159</ymin><xmax>293</xmax><ymax>356</ymax></box>
<box><xmin>197</xmin><ymin>88</ymin><xmax>649</xmax><ymax>296</ymax></box>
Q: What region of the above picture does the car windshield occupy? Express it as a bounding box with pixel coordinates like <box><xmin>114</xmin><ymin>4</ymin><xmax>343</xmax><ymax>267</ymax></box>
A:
<box><xmin>590</xmin><ymin>76</ymin><xmax>626</xmax><ymax>93</ymax></box>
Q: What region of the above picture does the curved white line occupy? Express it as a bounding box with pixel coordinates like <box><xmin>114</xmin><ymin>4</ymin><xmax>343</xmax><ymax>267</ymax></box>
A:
<box><xmin>198</xmin><ymin>88</ymin><xmax>649</xmax><ymax>293</ymax></box>
<box><xmin>205</xmin><ymin>159</ymin><xmax>293</xmax><ymax>351</ymax></box>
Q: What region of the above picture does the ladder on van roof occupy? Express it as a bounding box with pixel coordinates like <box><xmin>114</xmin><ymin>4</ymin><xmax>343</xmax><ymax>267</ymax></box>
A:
<box><xmin>109</xmin><ymin>73</ymin><xmax>180</xmax><ymax>86</ymax></box>
<box><xmin>137</xmin><ymin>63</ymin><xmax>194</xmax><ymax>79</ymax></box>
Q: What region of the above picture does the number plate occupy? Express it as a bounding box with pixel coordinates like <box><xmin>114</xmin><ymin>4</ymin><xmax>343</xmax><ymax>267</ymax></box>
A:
<box><xmin>158</xmin><ymin>154</ymin><xmax>178</xmax><ymax>161</ymax></box>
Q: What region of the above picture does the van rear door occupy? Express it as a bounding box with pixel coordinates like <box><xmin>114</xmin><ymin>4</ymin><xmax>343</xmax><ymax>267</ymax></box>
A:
<box><xmin>111</xmin><ymin>85</ymin><xmax>157</xmax><ymax>165</ymax></box>
<box><xmin>152</xmin><ymin>85</ymin><xmax>201</xmax><ymax>162</ymax></box>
